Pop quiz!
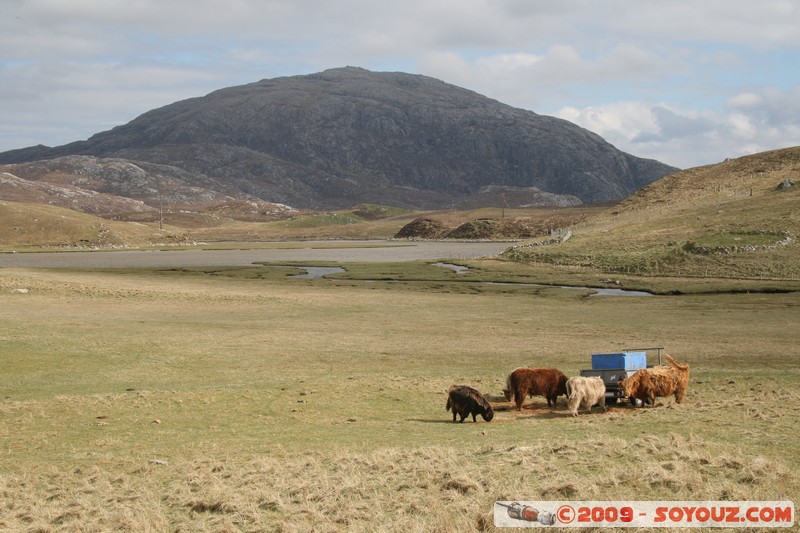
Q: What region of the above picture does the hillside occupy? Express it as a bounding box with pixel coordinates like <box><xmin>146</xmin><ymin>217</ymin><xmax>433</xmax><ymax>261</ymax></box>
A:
<box><xmin>0</xmin><ymin>200</ymin><xmax>194</xmax><ymax>249</ymax></box>
<box><xmin>0</xmin><ymin>67</ymin><xmax>676</xmax><ymax>211</ymax></box>
<box><xmin>504</xmin><ymin>146</ymin><xmax>800</xmax><ymax>282</ymax></box>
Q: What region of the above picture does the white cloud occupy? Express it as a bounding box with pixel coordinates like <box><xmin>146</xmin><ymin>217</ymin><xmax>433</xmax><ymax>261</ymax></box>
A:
<box><xmin>554</xmin><ymin>83</ymin><xmax>800</xmax><ymax>168</ymax></box>
<box><xmin>557</xmin><ymin>102</ymin><xmax>658</xmax><ymax>142</ymax></box>
<box><xmin>599</xmin><ymin>0</ymin><xmax>800</xmax><ymax>48</ymax></box>
<box><xmin>474</xmin><ymin>53</ymin><xmax>542</xmax><ymax>74</ymax></box>
<box><xmin>727</xmin><ymin>86</ymin><xmax>800</xmax><ymax>124</ymax></box>
<box><xmin>726</xmin><ymin>113</ymin><xmax>757</xmax><ymax>140</ymax></box>
<box><xmin>726</xmin><ymin>92</ymin><xmax>763</xmax><ymax>109</ymax></box>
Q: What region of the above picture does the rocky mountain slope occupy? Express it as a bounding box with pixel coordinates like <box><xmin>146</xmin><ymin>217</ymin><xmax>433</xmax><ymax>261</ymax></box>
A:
<box><xmin>0</xmin><ymin>67</ymin><xmax>678</xmax><ymax>210</ymax></box>
<box><xmin>0</xmin><ymin>156</ymin><xmax>235</xmax><ymax>214</ymax></box>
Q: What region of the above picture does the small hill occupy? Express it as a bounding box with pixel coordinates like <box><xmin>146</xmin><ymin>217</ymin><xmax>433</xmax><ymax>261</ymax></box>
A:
<box><xmin>394</xmin><ymin>218</ymin><xmax>452</xmax><ymax>239</ymax></box>
<box><xmin>0</xmin><ymin>200</ymin><xmax>193</xmax><ymax>249</ymax></box>
<box><xmin>396</xmin><ymin>209</ymin><xmax>592</xmax><ymax>240</ymax></box>
<box><xmin>505</xmin><ymin>146</ymin><xmax>800</xmax><ymax>282</ymax></box>
<box><xmin>611</xmin><ymin>146</ymin><xmax>800</xmax><ymax>215</ymax></box>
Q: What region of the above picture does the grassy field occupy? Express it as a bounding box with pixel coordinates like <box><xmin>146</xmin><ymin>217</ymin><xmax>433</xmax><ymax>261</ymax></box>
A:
<box><xmin>1</xmin><ymin>263</ymin><xmax>798</xmax><ymax>531</ymax></box>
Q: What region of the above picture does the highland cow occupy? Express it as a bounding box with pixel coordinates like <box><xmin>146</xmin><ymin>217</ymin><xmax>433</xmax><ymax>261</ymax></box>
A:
<box><xmin>446</xmin><ymin>385</ymin><xmax>494</xmax><ymax>423</ymax></box>
<box><xmin>619</xmin><ymin>354</ymin><xmax>690</xmax><ymax>406</ymax></box>
<box><xmin>566</xmin><ymin>376</ymin><xmax>607</xmax><ymax>416</ymax></box>
<box><xmin>503</xmin><ymin>368</ymin><xmax>568</xmax><ymax>411</ymax></box>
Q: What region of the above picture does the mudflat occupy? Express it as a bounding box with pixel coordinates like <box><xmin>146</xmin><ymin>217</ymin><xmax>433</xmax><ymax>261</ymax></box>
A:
<box><xmin>0</xmin><ymin>240</ymin><xmax>511</xmax><ymax>268</ymax></box>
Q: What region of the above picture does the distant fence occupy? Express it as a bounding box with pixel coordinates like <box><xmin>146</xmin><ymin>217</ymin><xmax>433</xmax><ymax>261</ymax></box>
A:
<box><xmin>506</xmin><ymin>231</ymin><xmax>572</xmax><ymax>252</ymax></box>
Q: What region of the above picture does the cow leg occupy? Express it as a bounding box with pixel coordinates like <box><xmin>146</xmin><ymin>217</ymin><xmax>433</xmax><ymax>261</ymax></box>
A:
<box><xmin>567</xmin><ymin>396</ymin><xmax>577</xmax><ymax>416</ymax></box>
<box><xmin>452</xmin><ymin>411</ymin><xmax>457</xmax><ymax>422</ymax></box>
<box><xmin>570</xmin><ymin>402</ymin><xmax>579</xmax><ymax>416</ymax></box>
<box><xmin>675</xmin><ymin>388</ymin><xmax>685</xmax><ymax>403</ymax></box>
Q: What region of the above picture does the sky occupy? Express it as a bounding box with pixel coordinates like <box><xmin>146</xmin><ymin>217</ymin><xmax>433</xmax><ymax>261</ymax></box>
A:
<box><xmin>1</xmin><ymin>1</ymin><xmax>799</xmax><ymax>169</ymax></box>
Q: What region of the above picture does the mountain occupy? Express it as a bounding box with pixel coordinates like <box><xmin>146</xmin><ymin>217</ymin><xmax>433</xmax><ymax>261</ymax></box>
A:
<box><xmin>0</xmin><ymin>67</ymin><xmax>678</xmax><ymax>210</ymax></box>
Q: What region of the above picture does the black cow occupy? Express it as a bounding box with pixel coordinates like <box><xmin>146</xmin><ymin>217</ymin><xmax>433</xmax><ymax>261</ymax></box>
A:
<box><xmin>445</xmin><ymin>385</ymin><xmax>494</xmax><ymax>423</ymax></box>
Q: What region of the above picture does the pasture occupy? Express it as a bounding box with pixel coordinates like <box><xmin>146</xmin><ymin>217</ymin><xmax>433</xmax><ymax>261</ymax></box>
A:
<box><xmin>1</xmin><ymin>262</ymin><xmax>798</xmax><ymax>531</ymax></box>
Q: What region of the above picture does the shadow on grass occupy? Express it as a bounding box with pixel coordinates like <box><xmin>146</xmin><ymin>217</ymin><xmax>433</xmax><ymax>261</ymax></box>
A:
<box><xmin>407</xmin><ymin>418</ymin><xmax>489</xmax><ymax>424</ymax></box>
<box><xmin>505</xmin><ymin>410</ymin><xmax>567</xmax><ymax>421</ymax></box>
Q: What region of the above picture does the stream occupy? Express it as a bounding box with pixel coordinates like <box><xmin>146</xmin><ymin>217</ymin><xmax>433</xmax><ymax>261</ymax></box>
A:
<box><xmin>292</xmin><ymin>262</ymin><xmax>653</xmax><ymax>297</ymax></box>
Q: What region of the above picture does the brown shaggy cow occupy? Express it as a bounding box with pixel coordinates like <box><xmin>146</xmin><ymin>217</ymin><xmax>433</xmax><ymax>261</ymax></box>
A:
<box><xmin>503</xmin><ymin>368</ymin><xmax>568</xmax><ymax>411</ymax></box>
<box><xmin>446</xmin><ymin>385</ymin><xmax>494</xmax><ymax>423</ymax></box>
<box><xmin>566</xmin><ymin>376</ymin><xmax>607</xmax><ymax>416</ymax></box>
<box><xmin>619</xmin><ymin>354</ymin><xmax>690</xmax><ymax>406</ymax></box>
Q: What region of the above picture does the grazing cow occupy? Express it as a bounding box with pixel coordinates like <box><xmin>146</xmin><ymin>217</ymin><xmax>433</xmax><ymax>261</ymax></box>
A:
<box><xmin>446</xmin><ymin>385</ymin><xmax>494</xmax><ymax>423</ymax></box>
<box><xmin>619</xmin><ymin>354</ymin><xmax>690</xmax><ymax>406</ymax></box>
<box><xmin>566</xmin><ymin>376</ymin><xmax>607</xmax><ymax>416</ymax></box>
<box><xmin>503</xmin><ymin>368</ymin><xmax>568</xmax><ymax>411</ymax></box>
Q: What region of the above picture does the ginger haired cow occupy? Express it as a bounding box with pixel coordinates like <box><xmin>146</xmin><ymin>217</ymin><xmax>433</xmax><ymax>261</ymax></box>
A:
<box><xmin>503</xmin><ymin>367</ymin><xmax>568</xmax><ymax>411</ymax></box>
<box><xmin>619</xmin><ymin>354</ymin><xmax>690</xmax><ymax>406</ymax></box>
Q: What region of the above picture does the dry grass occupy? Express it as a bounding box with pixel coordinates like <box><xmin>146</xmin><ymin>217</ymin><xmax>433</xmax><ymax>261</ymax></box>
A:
<box><xmin>1</xmin><ymin>434</ymin><xmax>792</xmax><ymax>532</ymax></box>
<box><xmin>1</xmin><ymin>266</ymin><xmax>798</xmax><ymax>531</ymax></box>
<box><xmin>508</xmin><ymin>147</ymin><xmax>800</xmax><ymax>282</ymax></box>
<box><xmin>0</xmin><ymin>200</ymin><xmax>192</xmax><ymax>249</ymax></box>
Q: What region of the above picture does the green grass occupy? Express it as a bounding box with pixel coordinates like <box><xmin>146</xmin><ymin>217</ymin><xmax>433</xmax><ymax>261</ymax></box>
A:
<box><xmin>282</xmin><ymin>212</ymin><xmax>364</xmax><ymax>228</ymax></box>
<box><xmin>1</xmin><ymin>264</ymin><xmax>798</xmax><ymax>531</ymax></box>
<box><xmin>689</xmin><ymin>231</ymin><xmax>788</xmax><ymax>248</ymax></box>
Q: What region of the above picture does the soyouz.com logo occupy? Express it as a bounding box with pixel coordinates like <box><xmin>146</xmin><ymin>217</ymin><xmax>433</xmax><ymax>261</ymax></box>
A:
<box><xmin>494</xmin><ymin>501</ymin><xmax>795</xmax><ymax>528</ymax></box>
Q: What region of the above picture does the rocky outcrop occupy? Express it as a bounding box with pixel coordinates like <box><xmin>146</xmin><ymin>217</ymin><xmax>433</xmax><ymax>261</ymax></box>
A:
<box><xmin>0</xmin><ymin>166</ymin><xmax>150</xmax><ymax>215</ymax></box>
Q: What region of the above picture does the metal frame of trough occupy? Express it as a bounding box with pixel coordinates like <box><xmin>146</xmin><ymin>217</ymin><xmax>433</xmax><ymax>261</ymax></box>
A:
<box><xmin>622</xmin><ymin>346</ymin><xmax>665</xmax><ymax>366</ymax></box>
<box><xmin>580</xmin><ymin>347</ymin><xmax>666</xmax><ymax>405</ymax></box>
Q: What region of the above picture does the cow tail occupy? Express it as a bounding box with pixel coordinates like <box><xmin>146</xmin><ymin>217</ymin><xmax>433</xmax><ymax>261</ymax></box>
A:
<box><xmin>664</xmin><ymin>354</ymin><xmax>689</xmax><ymax>372</ymax></box>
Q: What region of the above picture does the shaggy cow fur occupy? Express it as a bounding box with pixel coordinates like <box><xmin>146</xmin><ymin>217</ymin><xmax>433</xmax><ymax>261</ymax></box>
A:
<box><xmin>446</xmin><ymin>385</ymin><xmax>494</xmax><ymax>423</ymax></box>
<box><xmin>566</xmin><ymin>376</ymin><xmax>607</xmax><ymax>416</ymax></box>
<box><xmin>619</xmin><ymin>354</ymin><xmax>690</xmax><ymax>406</ymax></box>
<box><xmin>503</xmin><ymin>367</ymin><xmax>568</xmax><ymax>411</ymax></box>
